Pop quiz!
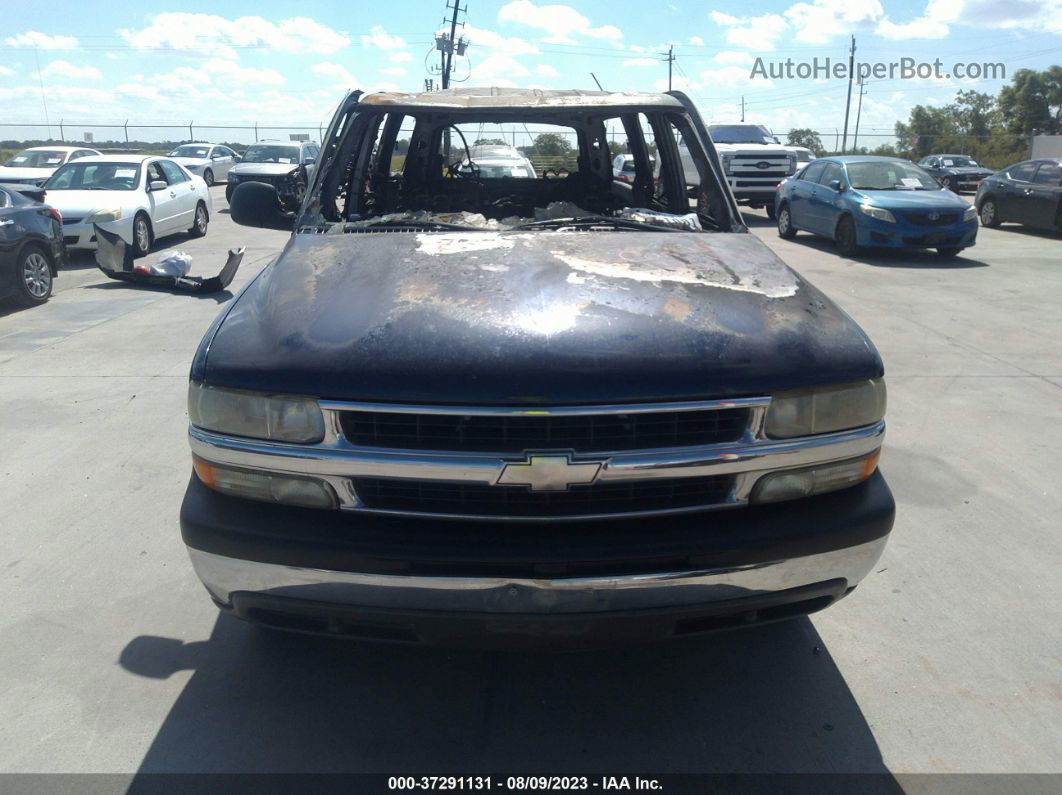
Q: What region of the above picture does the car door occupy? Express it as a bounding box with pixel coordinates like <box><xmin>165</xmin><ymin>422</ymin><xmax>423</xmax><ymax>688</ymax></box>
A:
<box><xmin>997</xmin><ymin>161</ymin><xmax>1037</xmax><ymax>221</ymax></box>
<box><xmin>813</xmin><ymin>162</ymin><xmax>847</xmax><ymax>237</ymax></box>
<box><xmin>0</xmin><ymin>188</ymin><xmax>20</xmax><ymax>295</ymax></box>
<box><xmin>144</xmin><ymin>160</ymin><xmax>184</xmax><ymax>234</ymax></box>
<box><xmin>920</xmin><ymin>157</ymin><xmax>940</xmax><ymax>180</ymax></box>
<box><xmin>210</xmin><ymin>146</ymin><xmax>235</xmax><ymax>180</ymax></box>
<box><xmin>1025</xmin><ymin>161</ymin><xmax>1062</xmax><ymax>229</ymax></box>
<box><xmin>788</xmin><ymin>160</ymin><xmax>826</xmax><ymax>232</ymax></box>
<box><xmin>157</xmin><ymin>160</ymin><xmax>198</xmax><ymax>229</ymax></box>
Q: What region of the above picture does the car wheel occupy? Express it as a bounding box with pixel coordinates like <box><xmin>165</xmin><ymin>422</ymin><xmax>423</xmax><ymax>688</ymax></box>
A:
<box><xmin>225</xmin><ymin>185</ymin><xmax>234</xmax><ymax>204</ymax></box>
<box><xmin>132</xmin><ymin>213</ymin><xmax>153</xmax><ymax>258</ymax></box>
<box><xmin>188</xmin><ymin>201</ymin><xmax>208</xmax><ymax>238</ymax></box>
<box><xmin>940</xmin><ymin>176</ymin><xmax>954</xmax><ymax>191</ymax></box>
<box><xmin>777</xmin><ymin>204</ymin><xmax>797</xmax><ymax>239</ymax></box>
<box><xmin>16</xmin><ymin>246</ymin><xmax>53</xmax><ymax>307</ymax></box>
<box><xmin>203</xmin><ymin>169</ymin><xmax>214</xmax><ymax>187</ymax></box>
<box><xmin>835</xmin><ymin>215</ymin><xmax>859</xmax><ymax>257</ymax></box>
<box><xmin>979</xmin><ymin>198</ymin><xmax>1000</xmax><ymax>228</ymax></box>
<box><xmin>936</xmin><ymin>247</ymin><xmax>963</xmax><ymax>259</ymax></box>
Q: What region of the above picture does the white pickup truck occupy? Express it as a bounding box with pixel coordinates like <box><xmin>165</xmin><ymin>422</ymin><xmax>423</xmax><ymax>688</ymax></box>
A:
<box><xmin>700</xmin><ymin>124</ymin><xmax>799</xmax><ymax>219</ymax></box>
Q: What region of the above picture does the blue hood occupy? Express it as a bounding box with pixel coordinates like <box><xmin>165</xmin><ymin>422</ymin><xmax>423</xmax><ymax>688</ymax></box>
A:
<box><xmin>852</xmin><ymin>188</ymin><xmax>970</xmax><ymax>210</ymax></box>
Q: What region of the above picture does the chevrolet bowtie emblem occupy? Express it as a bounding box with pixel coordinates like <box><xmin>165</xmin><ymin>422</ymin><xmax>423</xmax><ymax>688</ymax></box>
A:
<box><xmin>496</xmin><ymin>454</ymin><xmax>602</xmax><ymax>492</ymax></box>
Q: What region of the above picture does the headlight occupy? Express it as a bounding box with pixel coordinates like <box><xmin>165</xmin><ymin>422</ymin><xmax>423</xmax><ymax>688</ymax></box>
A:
<box><xmin>859</xmin><ymin>205</ymin><xmax>896</xmax><ymax>223</ymax></box>
<box><xmin>720</xmin><ymin>154</ymin><xmax>733</xmax><ymax>172</ymax></box>
<box><xmin>192</xmin><ymin>456</ymin><xmax>337</xmax><ymax>509</ymax></box>
<box><xmin>188</xmin><ymin>382</ymin><xmax>325</xmax><ymax>443</ymax></box>
<box><xmin>765</xmin><ymin>378</ymin><xmax>886</xmax><ymax>438</ymax></box>
<box><xmin>86</xmin><ymin>208</ymin><xmax>123</xmax><ymax>223</ymax></box>
<box><xmin>963</xmin><ymin>206</ymin><xmax>977</xmax><ymax>222</ymax></box>
<box><xmin>751</xmin><ymin>451</ymin><xmax>880</xmax><ymax>504</ymax></box>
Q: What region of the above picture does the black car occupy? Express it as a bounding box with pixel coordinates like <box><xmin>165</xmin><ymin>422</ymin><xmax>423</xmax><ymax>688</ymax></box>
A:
<box><xmin>182</xmin><ymin>88</ymin><xmax>894</xmax><ymax>649</ymax></box>
<box><xmin>975</xmin><ymin>158</ymin><xmax>1062</xmax><ymax>232</ymax></box>
<box><xmin>0</xmin><ymin>184</ymin><xmax>63</xmax><ymax>307</ymax></box>
<box><xmin>918</xmin><ymin>154</ymin><xmax>994</xmax><ymax>193</ymax></box>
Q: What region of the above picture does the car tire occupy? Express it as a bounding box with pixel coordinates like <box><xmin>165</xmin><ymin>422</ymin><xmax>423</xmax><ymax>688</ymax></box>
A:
<box><xmin>203</xmin><ymin>169</ymin><xmax>214</xmax><ymax>187</ymax></box>
<box><xmin>777</xmin><ymin>203</ymin><xmax>797</xmax><ymax>239</ymax></box>
<box><xmin>835</xmin><ymin>215</ymin><xmax>859</xmax><ymax>257</ymax></box>
<box><xmin>15</xmin><ymin>246</ymin><xmax>53</xmax><ymax>307</ymax></box>
<box><xmin>936</xmin><ymin>247</ymin><xmax>963</xmax><ymax>259</ymax></box>
<box><xmin>188</xmin><ymin>201</ymin><xmax>208</xmax><ymax>238</ymax></box>
<box><xmin>225</xmin><ymin>185</ymin><xmax>234</xmax><ymax>204</ymax></box>
<box><xmin>979</xmin><ymin>198</ymin><xmax>1000</xmax><ymax>228</ymax></box>
<box><xmin>132</xmin><ymin>212</ymin><xmax>153</xmax><ymax>258</ymax></box>
<box><xmin>765</xmin><ymin>203</ymin><xmax>777</xmax><ymax>220</ymax></box>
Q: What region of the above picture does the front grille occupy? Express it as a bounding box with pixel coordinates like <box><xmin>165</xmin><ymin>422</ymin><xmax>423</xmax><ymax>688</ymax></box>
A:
<box><xmin>353</xmin><ymin>475</ymin><xmax>735</xmax><ymax>518</ymax></box>
<box><xmin>904</xmin><ymin>211</ymin><xmax>959</xmax><ymax>226</ymax></box>
<box><xmin>339</xmin><ymin>407</ymin><xmax>750</xmax><ymax>453</ymax></box>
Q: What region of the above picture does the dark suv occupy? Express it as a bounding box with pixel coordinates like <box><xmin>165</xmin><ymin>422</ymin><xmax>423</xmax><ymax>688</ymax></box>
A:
<box><xmin>183</xmin><ymin>88</ymin><xmax>894</xmax><ymax>648</ymax></box>
<box><xmin>225</xmin><ymin>140</ymin><xmax>319</xmax><ymax>210</ymax></box>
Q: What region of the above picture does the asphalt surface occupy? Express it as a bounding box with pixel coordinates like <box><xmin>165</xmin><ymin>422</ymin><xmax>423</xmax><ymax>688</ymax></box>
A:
<box><xmin>0</xmin><ymin>185</ymin><xmax>1059</xmax><ymax>778</ymax></box>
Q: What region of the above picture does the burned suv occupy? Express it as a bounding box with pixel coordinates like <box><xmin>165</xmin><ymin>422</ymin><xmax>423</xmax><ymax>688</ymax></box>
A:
<box><xmin>224</xmin><ymin>140</ymin><xmax>319</xmax><ymax>210</ymax></box>
<box><xmin>182</xmin><ymin>88</ymin><xmax>894</xmax><ymax>648</ymax></box>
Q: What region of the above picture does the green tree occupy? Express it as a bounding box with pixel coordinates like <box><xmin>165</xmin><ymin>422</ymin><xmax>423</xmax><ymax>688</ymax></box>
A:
<box><xmin>473</xmin><ymin>137</ymin><xmax>508</xmax><ymax>146</ymax></box>
<box><xmin>998</xmin><ymin>67</ymin><xmax>1062</xmax><ymax>136</ymax></box>
<box><xmin>525</xmin><ymin>132</ymin><xmax>573</xmax><ymax>157</ymax></box>
<box><xmin>786</xmin><ymin>128</ymin><xmax>824</xmax><ymax>155</ymax></box>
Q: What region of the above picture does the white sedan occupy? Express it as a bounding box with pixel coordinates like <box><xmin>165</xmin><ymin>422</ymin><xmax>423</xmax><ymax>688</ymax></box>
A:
<box><xmin>168</xmin><ymin>143</ymin><xmax>240</xmax><ymax>187</ymax></box>
<box><xmin>0</xmin><ymin>145</ymin><xmax>102</xmax><ymax>186</ymax></box>
<box><xmin>43</xmin><ymin>155</ymin><xmax>212</xmax><ymax>257</ymax></box>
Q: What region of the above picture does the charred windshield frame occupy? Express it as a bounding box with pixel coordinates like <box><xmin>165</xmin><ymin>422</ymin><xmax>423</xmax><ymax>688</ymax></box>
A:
<box><xmin>298</xmin><ymin>91</ymin><xmax>740</xmax><ymax>234</ymax></box>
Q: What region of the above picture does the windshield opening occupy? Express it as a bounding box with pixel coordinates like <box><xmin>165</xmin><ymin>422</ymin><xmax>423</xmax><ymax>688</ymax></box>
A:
<box><xmin>242</xmin><ymin>144</ymin><xmax>300</xmax><ymax>164</ymax></box>
<box><xmin>941</xmin><ymin>156</ymin><xmax>978</xmax><ymax>167</ymax></box>
<box><xmin>45</xmin><ymin>162</ymin><xmax>142</xmax><ymax>191</ymax></box>
<box><xmin>847</xmin><ymin>161</ymin><xmax>940</xmax><ymax>191</ymax></box>
<box><xmin>4</xmin><ymin>150</ymin><xmax>67</xmax><ymax>168</ymax></box>
<box><xmin>304</xmin><ymin>108</ymin><xmax>736</xmax><ymax>234</ymax></box>
<box><xmin>170</xmin><ymin>146</ymin><xmax>211</xmax><ymax>158</ymax></box>
<box><xmin>707</xmin><ymin>125</ymin><xmax>776</xmax><ymax>145</ymax></box>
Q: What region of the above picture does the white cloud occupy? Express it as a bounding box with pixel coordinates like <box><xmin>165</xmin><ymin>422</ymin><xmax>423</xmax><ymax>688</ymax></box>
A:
<box><xmin>710</xmin><ymin>11</ymin><xmax>789</xmax><ymax>50</ymax></box>
<box><xmin>498</xmin><ymin>1</ymin><xmax>623</xmax><ymax>45</ymax></box>
<box><xmin>202</xmin><ymin>58</ymin><xmax>285</xmax><ymax>86</ymax></box>
<box><xmin>783</xmin><ymin>0</ymin><xmax>884</xmax><ymax>44</ymax></box>
<box><xmin>312</xmin><ymin>61</ymin><xmax>357</xmax><ymax>89</ymax></box>
<box><xmin>535</xmin><ymin>63</ymin><xmax>559</xmax><ymax>77</ymax></box>
<box><xmin>688</xmin><ymin>35</ymin><xmax>705</xmax><ymax>46</ymax></box>
<box><xmin>4</xmin><ymin>31</ymin><xmax>78</xmax><ymax>50</ymax></box>
<box><xmin>960</xmin><ymin>0</ymin><xmax>1062</xmax><ymax>35</ymax></box>
<box><xmin>714</xmin><ymin>51</ymin><xmax>755</xmax><ymax>66</ymax></box>
<box><xmin>360</xmin><ymin>25</ymin><xmax>407</xmax><ymax>50</ymax></box>
<box><xmin>0</xmin><ymin>66</ymin><xmax>14</xmax><ymax>76</ymax></box>
<box><xmin>389</xmin><ymin>51</ymin><xmax>413</xmax><ymax>63</ymax></box>
<box><xmin>380</xmin><ymin>66</ymin><xmax>407</xmax><ymax>76</ymax></box>
<box><xmin>466</xmin><ymin>53</ymin><xmax>529</xmax><ymax>88</ymax></box>
<box><xmin>120</xmin><ymin>14</ymin><xmax>349</xmax><ymax>59</ymax></box>
<box><xmin>40</xmin><ymin>60</ymin><xmax>102</xmax><ymax>80</ymax></box>
<box><xmin>876</xmin><ymin>0</ymin><xmax>965</xmax><ymax>39</ymax></box>
<box><xmin>622</xmin><ymin>57</ymin><xmax>659</xmax><ymax>67</ymax></box>
<box><xmin>460</xmin><ymin>24</ymin><xmax>539</xmax><ymax>56</ymax></box>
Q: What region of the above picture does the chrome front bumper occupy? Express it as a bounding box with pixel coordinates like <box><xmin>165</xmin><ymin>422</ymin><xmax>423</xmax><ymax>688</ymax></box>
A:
<box><xmin>189</xmin><ymin>535</ymin><xmax>887</xmax><ymax>616</ymax></box>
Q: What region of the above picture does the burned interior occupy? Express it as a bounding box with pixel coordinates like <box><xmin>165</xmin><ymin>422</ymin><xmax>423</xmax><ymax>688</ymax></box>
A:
<box><xmin>297</xmin><ymin>89</ymin><xmax>740</xmax><ymax>233</ymax></box>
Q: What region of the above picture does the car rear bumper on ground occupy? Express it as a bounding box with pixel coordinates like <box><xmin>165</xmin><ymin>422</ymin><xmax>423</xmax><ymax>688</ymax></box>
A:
<box><xmin>180</xmin><ymin>470</ymin><xmax>895</xmax><ymax>647</ymax></box>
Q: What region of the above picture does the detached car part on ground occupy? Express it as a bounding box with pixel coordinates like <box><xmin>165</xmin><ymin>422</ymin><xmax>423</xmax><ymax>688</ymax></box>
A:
<box><xmin>0</xmin><ymin>184</ymin><xmax>64</xmax><ymax>307</ymax></box>
<box><xmin>185</xmin><ymin>87</ymin><xmax>895</xmax><ymax>649</ymax></box>
<box><xmin>775</xmin><ymin>156</ymin><xmax>978</xmax><ymax>258</ymax></box>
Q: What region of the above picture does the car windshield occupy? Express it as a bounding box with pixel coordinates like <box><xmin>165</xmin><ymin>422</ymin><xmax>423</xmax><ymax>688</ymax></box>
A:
<box><xmin>4</xmin><ymin>150</ymin><xmax>67</xmax><ymax>168</ymax></box>
<box><xmin>940</xmin><ymin>156</ymin><xmax>978</xmax><ymax>167</ymax></box>
<box><xmin>170</xmin><ymin>146</ymin><xmax>211</xmax><ymax>158</ymax></box>
<box><xmin>45</xmin><ymin>162</ymin><xmax>141</xmax><ymax>191</ymax></box>
<box><xmin>471</xmin><ymin>163</ymin><xmax>535</xmax><ymax>178</ymax></box>
<box><xmin>847</xmin><ymin>161</ymin><xmax>940</xmax><ymax>191</ymax></box>
<box><xmin>242</xmin><ymin>145</ymin><xmax>300</xmax><ymax>164</ymax></box>
<box><xmin>708</xmin><ymin>125</ymin><xmax>775</xmax><ymax>144</ymax></box>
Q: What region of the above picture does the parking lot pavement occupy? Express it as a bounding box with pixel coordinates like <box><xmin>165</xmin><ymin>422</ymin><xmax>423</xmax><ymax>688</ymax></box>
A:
<box><xmin>0</xmin><ymin>196</ymin><xmax>1059</xmax><ymax>776</ymax></box>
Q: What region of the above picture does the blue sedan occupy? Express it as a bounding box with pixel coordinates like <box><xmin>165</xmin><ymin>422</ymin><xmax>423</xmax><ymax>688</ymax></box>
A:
<box><xmin>774</xmin><ymin>156</ymin><xmax>978</xmax><ymax>258</ymax></box>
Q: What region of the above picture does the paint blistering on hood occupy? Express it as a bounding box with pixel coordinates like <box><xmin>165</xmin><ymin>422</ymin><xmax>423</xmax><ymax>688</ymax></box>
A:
<box><xmin>198</xmin><ymin>230</ymin><xmax>882</xmax><ymax>404</ymax></box>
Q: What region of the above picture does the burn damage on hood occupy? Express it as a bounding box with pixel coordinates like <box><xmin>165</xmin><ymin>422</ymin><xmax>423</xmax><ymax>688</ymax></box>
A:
<box><xmin>195</xmin><ymin>230</ymin><xmax>882</xmax><ymax>404</ymax></box>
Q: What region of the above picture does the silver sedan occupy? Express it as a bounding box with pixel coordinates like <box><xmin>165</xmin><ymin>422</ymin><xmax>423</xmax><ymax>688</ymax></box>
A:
<box><xmin>167</xmin><ymin>144</ymin><xmax>240</xmax><ymax>187</ymax></box>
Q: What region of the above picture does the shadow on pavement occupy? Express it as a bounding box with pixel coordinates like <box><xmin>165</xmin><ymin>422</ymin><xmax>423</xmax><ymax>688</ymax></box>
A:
<box><xmin>82</xmin><ymin>281</ymin><xmax>234</xmax><ymax>303</ymax></box>
<box><xmin>785</xmin><ymin>234</ymin><xmax>989</xmax><ymax>269</ymax></box>
<box><xmin>120</xmin><ymin>613</ymin><xmax>898</xmax><ymax>781</ymax></box>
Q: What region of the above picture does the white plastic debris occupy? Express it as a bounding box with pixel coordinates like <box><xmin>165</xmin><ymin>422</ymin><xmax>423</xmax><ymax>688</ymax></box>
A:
<box><xmin>617</xmin><ymin>208</ymin><xmax>703</xmax><ymax>231</ymax></box>
<box><xmin>134</xmin><ymin>250</ymin><xmax>193</xmax><ymax>277</ymax></box>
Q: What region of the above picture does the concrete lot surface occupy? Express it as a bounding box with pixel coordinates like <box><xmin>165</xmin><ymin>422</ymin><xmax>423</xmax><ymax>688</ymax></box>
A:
<box><xmin>0</xmin><ymin>187</ymin><xmax>1059</xmax><ymax>777</ymax></box>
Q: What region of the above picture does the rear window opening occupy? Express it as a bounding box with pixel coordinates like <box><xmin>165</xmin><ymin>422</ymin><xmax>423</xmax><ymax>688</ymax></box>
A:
<box><xmin>304</xmin><ymin>104</ymin><xmax>736</xmax><ymax>234</ymax></box>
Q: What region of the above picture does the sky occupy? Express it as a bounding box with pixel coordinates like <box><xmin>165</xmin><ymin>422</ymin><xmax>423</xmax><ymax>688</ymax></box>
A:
<box><xmin>2</xmin><ymin>0</ymin><xmax>1061</xmax><ymax>145</ymax></box>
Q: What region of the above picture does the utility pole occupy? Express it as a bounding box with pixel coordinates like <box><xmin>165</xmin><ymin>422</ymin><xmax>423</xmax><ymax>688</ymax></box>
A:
<box><xmin>740</xmin><ymin>96</ymin><xmax>745</xmax><ymax>122</ymax></box>
<box><xmin>661</xmin><ymin>45</ymin><xmax>675</xmax><ymax>91</ymax></box>
<box><xmin>840</xmin><ymin>35</ymin><xmax>856</xmax><ymax>154</ymax></box>
<box><xmin>441</xmin><ymin>1</ymin><xmax>466</xmax><ymax>89</ymax></box>
<box><xmin>852</xmin><ymin>77</ymin><xmax>866</xmax><ymax>153</ymax></box>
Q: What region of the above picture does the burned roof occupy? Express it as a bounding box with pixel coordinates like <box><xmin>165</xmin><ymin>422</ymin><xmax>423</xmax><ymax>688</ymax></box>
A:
<box><xmin>359</xmin><ymin>87</ymin><xmax>686</xmax><ymax>110</ymax></box>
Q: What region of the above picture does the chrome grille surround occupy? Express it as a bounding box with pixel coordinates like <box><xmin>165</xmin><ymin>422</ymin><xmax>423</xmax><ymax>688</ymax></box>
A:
<box><xmin>188</xmin><ymin>397</ymin><xmax>886</xmax><ymax>522</ymax></box>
